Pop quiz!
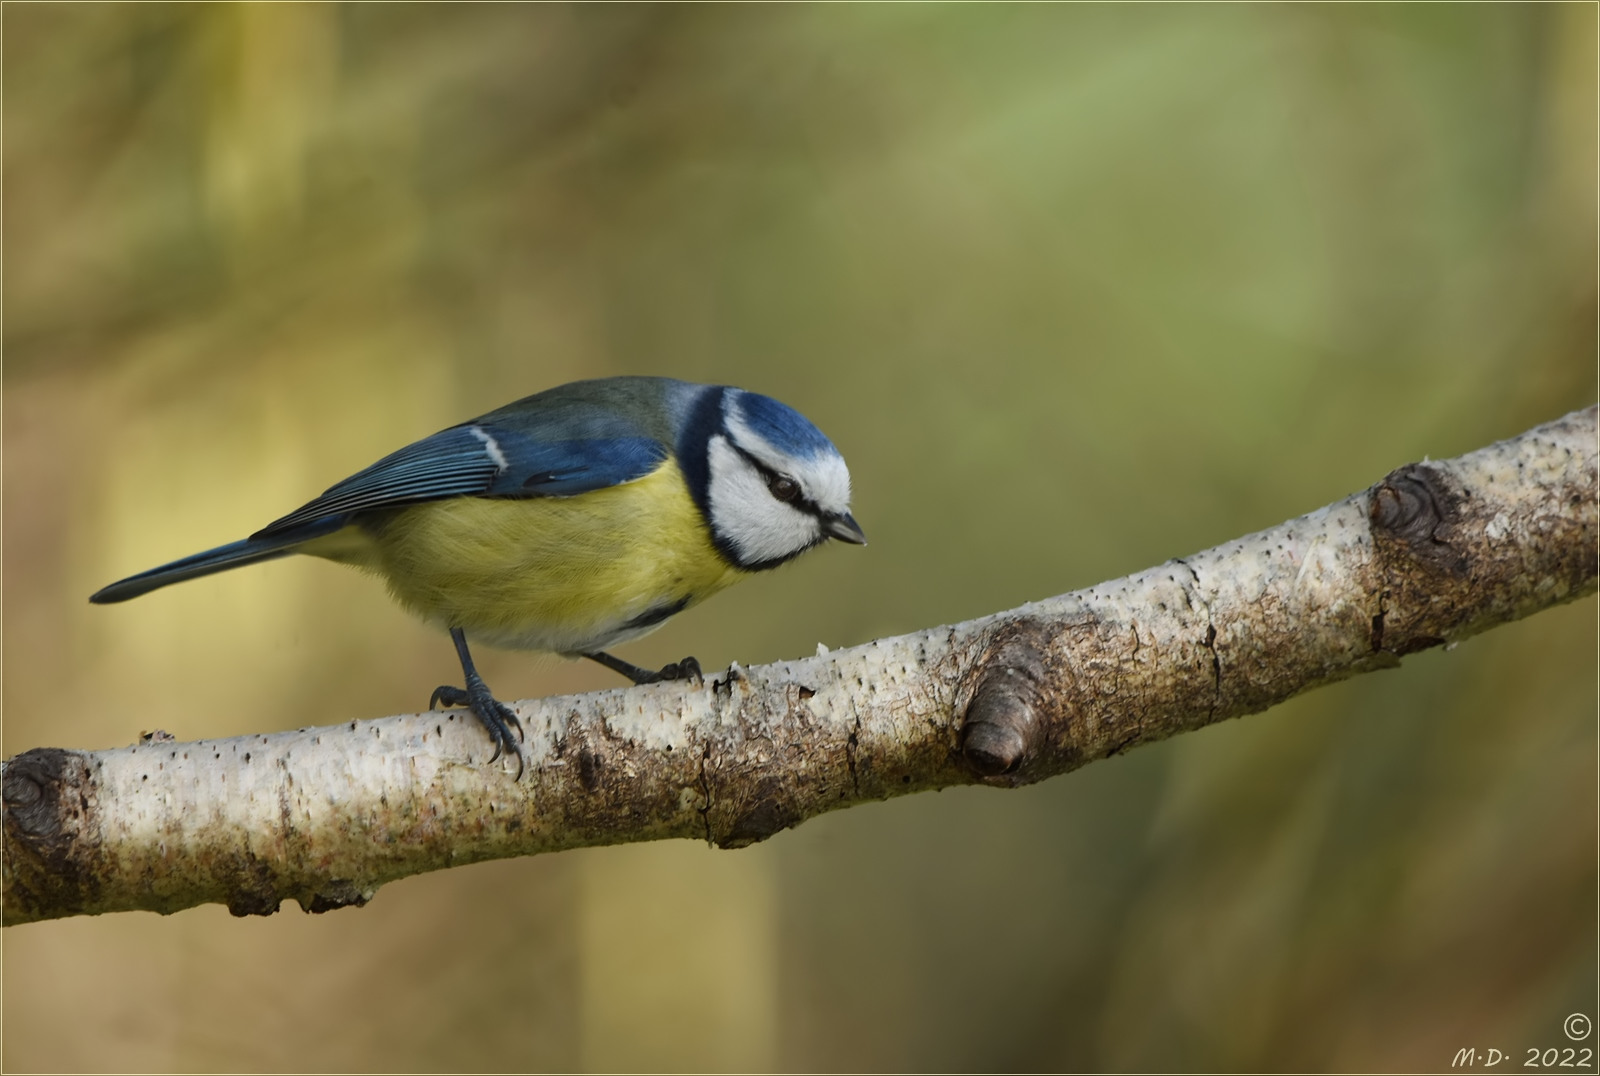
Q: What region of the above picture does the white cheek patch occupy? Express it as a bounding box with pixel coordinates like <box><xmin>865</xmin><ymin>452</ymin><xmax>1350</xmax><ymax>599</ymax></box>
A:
<box><xmin>707</xmin><ymin>435</ymin><xmax>822</xmax><ymax>565</ymax></box>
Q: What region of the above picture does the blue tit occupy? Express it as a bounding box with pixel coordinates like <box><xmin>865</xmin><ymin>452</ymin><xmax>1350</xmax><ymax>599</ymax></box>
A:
<box><xmin>91</xmin><ymin>377</ymin><xmax>866</xmax><ymax>773</ymax></box>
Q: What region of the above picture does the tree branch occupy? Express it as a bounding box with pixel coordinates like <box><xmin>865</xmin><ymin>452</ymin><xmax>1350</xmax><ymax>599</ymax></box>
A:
<box><xmin>5</xmin><ymin>407</ymin><xmax>1594</xmax><ymax>925</ymax></box>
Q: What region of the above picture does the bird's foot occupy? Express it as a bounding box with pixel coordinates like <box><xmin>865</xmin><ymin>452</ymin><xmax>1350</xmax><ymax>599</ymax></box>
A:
<box><xmin>655</xmin><ymin>656</ymin><xmax>703</xmax><ymax>685</ymax></box>
<box><xmin>430</xmin><ymin>677</ymin><xmax>525</xmax><ymax>780</ymax></box>
<box><xmin>585</xmin><ymin>651</ymin><xmax>704</xmax><ymax>686</ymax></box>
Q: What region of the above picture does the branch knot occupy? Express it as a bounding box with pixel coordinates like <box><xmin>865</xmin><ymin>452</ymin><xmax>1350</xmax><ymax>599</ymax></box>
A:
<box><xmin>962</xmin><ymin>620</ymin><xmax>1054</xmax><ymax>777</ymax></box>
<box><xmin>3</xmin><ymin>748</ymin><xmax>97</xmax><ymax>919</ymax></box>
<box><xmin>1370</xmin><ymin>464</ymin><xmax>1468</xmax><ymax>573</ymax></box>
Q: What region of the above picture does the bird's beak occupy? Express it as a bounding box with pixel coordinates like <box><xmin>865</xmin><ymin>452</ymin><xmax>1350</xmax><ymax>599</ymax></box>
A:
<box><xmin>824</xmin><ymin>513</ymin><xmax>867</xmax><ymax>545</ymax></box>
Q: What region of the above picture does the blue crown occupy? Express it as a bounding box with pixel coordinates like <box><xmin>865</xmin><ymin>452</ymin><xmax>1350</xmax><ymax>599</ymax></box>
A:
<box><xmin>734</xmin><ymin>392</ymin><xmax>838</xmax><ymax>459</ymax></box>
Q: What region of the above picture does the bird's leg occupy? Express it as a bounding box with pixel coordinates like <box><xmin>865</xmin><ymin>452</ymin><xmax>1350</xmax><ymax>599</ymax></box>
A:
<box><xmin>584</xmin><ymin>650</ymin><xmax>704</xmax><ymax>686</ymax></box>
<box><xmin>430</xmin><ymin>627</ymin><xmax>525</xmax><ymax>779</ymax></box>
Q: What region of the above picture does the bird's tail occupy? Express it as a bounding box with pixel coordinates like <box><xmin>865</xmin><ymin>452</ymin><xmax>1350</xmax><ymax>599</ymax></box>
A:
<box><xmin>89</xmin><ymin>518</ymin><xmax>345</xmax><ymax>604</ymax></box>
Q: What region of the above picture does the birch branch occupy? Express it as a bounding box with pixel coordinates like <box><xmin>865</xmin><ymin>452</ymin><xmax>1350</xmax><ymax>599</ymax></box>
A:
<box><xmin>5</xmin><ymin>407</ymin><xmax>1594</xmax><ymax>926</ymax></box>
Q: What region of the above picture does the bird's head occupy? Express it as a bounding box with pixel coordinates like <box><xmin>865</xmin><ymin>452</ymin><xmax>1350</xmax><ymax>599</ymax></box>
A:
<box><xmin>697</xmin><ymin>388</ymin><xmax>865</xmax><ymax>571</ymax></box>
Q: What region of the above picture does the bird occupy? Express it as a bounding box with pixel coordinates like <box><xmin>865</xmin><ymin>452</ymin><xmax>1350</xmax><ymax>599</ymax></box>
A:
<box><xmin>90</xmin><ymin>376</ymin><xmax>865</xmax><ymax>776</ymax></box>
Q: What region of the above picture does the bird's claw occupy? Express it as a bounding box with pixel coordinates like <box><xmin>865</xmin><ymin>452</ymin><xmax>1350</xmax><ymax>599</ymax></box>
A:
<box><xmin>657</xmin><ymin>656</ymin><xmax>703</xmax><ymax>685</ymax></box>
<box><xmin>429</xmin><ymin>684</ymin><xmax>465</xmax><ymax>711</ymax></box>
<box><xmin>429</xmin><ymin>681</ymin><xmax>526</xmax><ymax>780</ymax></box>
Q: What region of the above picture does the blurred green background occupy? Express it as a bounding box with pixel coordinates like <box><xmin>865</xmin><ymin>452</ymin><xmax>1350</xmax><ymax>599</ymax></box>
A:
<box><xmin>4</xmin><ymin>4</ymin><xmax>1595</xmax><ymax>1072</ymax></box>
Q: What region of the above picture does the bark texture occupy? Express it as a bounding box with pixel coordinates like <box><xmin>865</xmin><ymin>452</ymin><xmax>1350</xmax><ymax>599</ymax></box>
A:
<box><xmin>5</xmin><ymin>407</ymin><xmax>1594</xmax><ymax>925</ymax></box>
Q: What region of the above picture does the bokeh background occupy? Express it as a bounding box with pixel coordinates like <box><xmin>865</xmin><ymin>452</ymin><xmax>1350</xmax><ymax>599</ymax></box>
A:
<box><xmin>5</xmin><ymin>4</ymin><xmax>1595</xmax><ymax>1072</ymax></box>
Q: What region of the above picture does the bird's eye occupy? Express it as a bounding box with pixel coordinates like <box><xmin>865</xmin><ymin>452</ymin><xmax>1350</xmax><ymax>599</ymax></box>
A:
<box><xmin>767</xmin><ymin>474</ymin><xmax>801</xmax><ymax>503</ymax></box>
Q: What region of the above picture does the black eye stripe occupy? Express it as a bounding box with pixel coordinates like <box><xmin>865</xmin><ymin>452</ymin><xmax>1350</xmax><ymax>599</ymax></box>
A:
<box><xmin>730</xmin><ymin>444</ymin><xmax>822</xmax><ymax>516</ymax></box>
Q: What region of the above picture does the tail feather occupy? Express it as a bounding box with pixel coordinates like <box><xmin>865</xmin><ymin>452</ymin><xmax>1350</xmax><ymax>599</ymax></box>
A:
<box><xmin>89</xmin><ymin>517</ymin><xmax>345</xmax><ymax>604</ymax></box>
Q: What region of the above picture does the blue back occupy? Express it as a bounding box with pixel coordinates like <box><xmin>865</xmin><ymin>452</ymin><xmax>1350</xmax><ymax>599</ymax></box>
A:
<box><xmin>255</xmin><ymin>377</ymin><xmax>711</xmax><ymax>538</ymax></box>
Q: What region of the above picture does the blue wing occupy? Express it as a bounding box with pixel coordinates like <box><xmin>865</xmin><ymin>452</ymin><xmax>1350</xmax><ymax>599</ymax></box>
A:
<box><xmin>253</xmin><ymin>421</ymin><xmax>667</xmax><ymax>538</ymax></box>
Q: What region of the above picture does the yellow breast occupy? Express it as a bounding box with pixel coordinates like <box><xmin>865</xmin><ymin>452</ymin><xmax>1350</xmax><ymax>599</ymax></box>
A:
<box><xmin>300</xmin><ymin>458</ymin><xmax>745</xmax><ymax>653</ymax></box>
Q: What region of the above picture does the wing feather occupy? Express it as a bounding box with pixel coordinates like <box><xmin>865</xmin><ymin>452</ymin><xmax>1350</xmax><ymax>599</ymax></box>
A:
<box><xmin>252</xmin><ymin>422</ymin><xmax>667</xmax><ymax>538</ymax></box>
